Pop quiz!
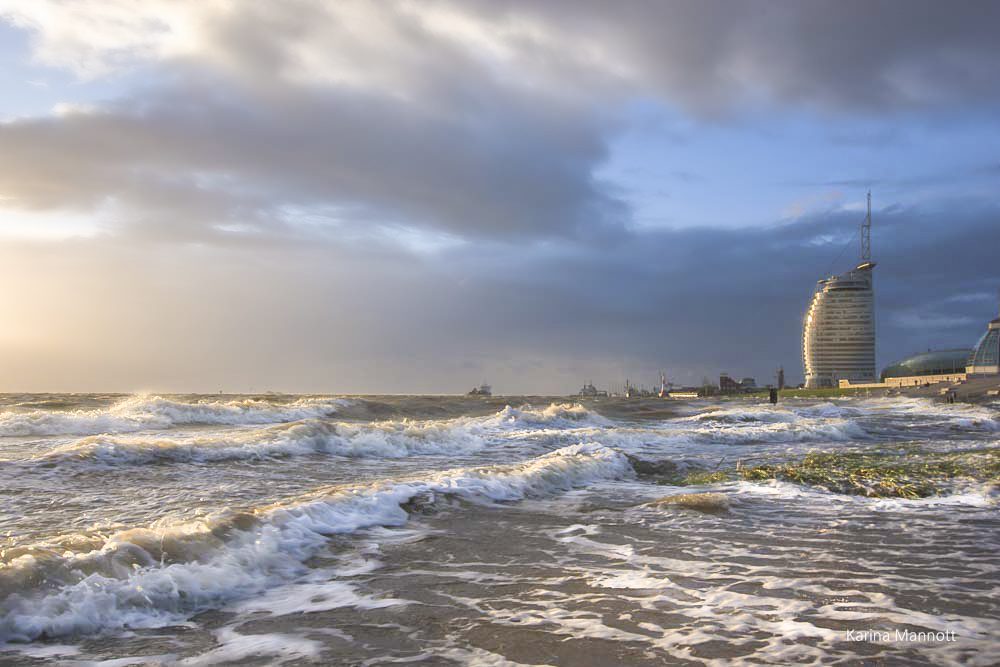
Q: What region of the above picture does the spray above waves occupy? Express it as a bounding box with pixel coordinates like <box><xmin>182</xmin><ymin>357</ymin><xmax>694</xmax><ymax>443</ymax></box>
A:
<box><xmin>0</xmin><ymin>443</ymin><xmax>631</xmax><ymax>643</ymax></box>
<box><xmin>0</xmin><ymin>394</ymin><xmax>350</xmax><ymax>437</ymax></box>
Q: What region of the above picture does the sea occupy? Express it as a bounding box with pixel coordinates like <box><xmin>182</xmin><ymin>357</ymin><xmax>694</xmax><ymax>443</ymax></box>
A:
<box><xmin>0</xmin><ymin>393</ymin><xmax>998</xmax><ymax>666</ymax></box>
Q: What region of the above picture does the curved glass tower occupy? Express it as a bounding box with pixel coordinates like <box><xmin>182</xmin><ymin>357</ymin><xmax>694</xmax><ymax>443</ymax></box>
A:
<box><xmin>803</xmin><ymin>262</ymin><xmax>876</xmax><ymax>388</ymax></box>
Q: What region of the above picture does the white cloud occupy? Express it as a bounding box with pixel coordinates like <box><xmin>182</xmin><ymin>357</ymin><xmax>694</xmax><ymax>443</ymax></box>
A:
<box><xmin>0</xmin><ymin>0</ymin><xmax>199</xmax><ymax>77</ymax></box>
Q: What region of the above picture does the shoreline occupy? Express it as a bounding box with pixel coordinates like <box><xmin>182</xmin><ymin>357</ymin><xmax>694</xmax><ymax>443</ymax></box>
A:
<box><xmin>745</xmin><ymin>376</ymin><xmax>1000</xmax><ymax>405</ymax></box>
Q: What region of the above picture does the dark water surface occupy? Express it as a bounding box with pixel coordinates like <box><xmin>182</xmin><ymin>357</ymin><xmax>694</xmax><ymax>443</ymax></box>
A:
<box><xmin>1</xmin><ymin>393</ymin><xmax>998</xmax><ymax>665</ymax></box>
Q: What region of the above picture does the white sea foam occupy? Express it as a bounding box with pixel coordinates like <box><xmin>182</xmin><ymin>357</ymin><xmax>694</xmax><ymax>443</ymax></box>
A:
<box><xmin>483</xmin><ymin>403</ymin><xmax>611</xmax><ymax>429</ymax></box>
<box><xmin>682</xmin><ymin>397</ymin><xmax>1000</xmax><ymax>440</ymax></box>
<box><xmin>724</xmin><ymin>479</ymin><xmax>997</xmax><ymax>510</ymax></box>
<box><xmin>0</xmin><ymin>443</ymin><xmax>631</xmax><ymax>643</ymax></box>
<box><xmin>229</xmin><ymin>579</ymin><xmax>405</xmax><ymax>616</ymax></box>
<box><xmin>687</xmin><ymin>417</ymin><xmax>867</xmax><ymax>444</ymax></box>
<box><xmin>30</xmin><ymin>404</ymin><xmax>611</xmax><ymax>466</ymax></box>
<box><xmin>436</xmin><ymin>646</ymin><xmax>557</xmax><ymax>667</ymax></box>
<box><xmin>691</xmin><ymin>400</ymin><xmax>868</xmax><ymax>421</ymax></box>
<box><xmin>38</xmin><ymin>417</ymin><xmax>489</xmax><ymax>465</ymax></box>
<box><xmin>498</xmin><ymin>412</ymin><xmax>869</xmax><ymax>462</ymax></box>
<box><xmin>175</xmin><ymin>627</ymin><xmax>323</xmax><ymax>666</ymax></box>
<box><xmin>859</xmin><ymin>396</ymin><xmax>1000</xmax><ymax>431</ymax></box>
<box><xmin>528</xmin><ymin>519</ymin><xmax>1000</xmax><ymax>666</ymax></box>
<box><xmin>685</xmin><ymin>405</ymin><xmax>805</xmax><ymax>424</ymax></box>
<box><xmin>662</xmin><ymin>403</ymin><xmax>871</xmax><ymax>446</ymax></box>
<box><xmin>0</xmin><ymin>394</ymin><xmax>350</xmax><ymax>437</ymax></box>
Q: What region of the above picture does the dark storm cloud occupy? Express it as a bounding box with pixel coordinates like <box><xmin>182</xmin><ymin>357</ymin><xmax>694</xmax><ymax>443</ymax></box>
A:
<box><xmin>0</xmin><ymin>80</ymin><xmax>622</xmax><ymax>242</ymax></box>
<box><xmin>0</xmin><ymin>0</ymin><xmax>631</xmax><ymax>242</ymax></box>
<box><xmin>3</xmin><ymin>0</ymin><xmax>999</xmax><ymax>246</ymax></box>
<box><xmin>482</xmin><ymin>0</ymin><xmax>1000</xmax><ymax>113</ymax></box>
<box><xmin>1</xmin><ymin>193</ymin><xmax>995</xmax><ymax>393</ymax></box>
<box><xmin>431</xmin><ymin>199</ymin><xmax>1000</xmax><ymax>386</ymax></box>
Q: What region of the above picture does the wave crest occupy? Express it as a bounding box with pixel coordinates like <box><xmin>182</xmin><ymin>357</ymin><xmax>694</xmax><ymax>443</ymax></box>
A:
<box><xmin>37</xmin><ymin>417</ymin><xmax>489</xmax><ymax>465</ymax></box>
<box><xmin>0</xmin><ymin>394</ymin><xmax>349</xmax><ymax>437</ymax></box>
<box><xmin>487</xmin><ymin>403</ymin><xmax>611</xmax><ymax>429</ymax></box>
<box><xmin>0</xmin><ymin>443</ymin><xmax>630</xmax><ymax>642</ymax></box>
<box><xmin>24</xmin><ymin>403</ymin><xmax>611</xmax><ymax>467</ymax></box>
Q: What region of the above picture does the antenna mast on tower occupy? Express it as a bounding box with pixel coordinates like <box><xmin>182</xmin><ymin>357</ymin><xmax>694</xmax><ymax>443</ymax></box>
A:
<box><xmin>861</xmin><ymin>191</ymin><xmax>872</xmax><ymax>262</ymax></box>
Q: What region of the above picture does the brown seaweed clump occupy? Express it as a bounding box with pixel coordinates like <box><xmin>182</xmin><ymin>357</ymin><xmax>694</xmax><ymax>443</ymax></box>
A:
<box><xmin>650</xmin><ymin>492</ymin><xmax>731</xmax><ymax>513</ymax></box>
<box><xmin>668</xmin><ymin>447</ymin><xmax>1000</xmax><ymax>499</ymax></box>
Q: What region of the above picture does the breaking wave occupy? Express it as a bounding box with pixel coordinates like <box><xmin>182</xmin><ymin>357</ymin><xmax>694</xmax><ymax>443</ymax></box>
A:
<box><xmin>685</xmin><ymin>402</ymin><xmax>862</xmax><ymax>425</ymax></box>
<box><xmin>685</xmin><ymin>417</ymin><xmax>868</xmax><ymax>445</ymax></box>
<box><xmin>0</xmin><ymin>395</ymin><xmax>350</xmax><ymax>437</ymax></box>
<box><xmin>29</xmin><ymin>403</ymin><xmax>611</xmax><ymax>466</ymax></box>
<box><xmin>0</xmin><ymin>443</ymin><xmax>631</xmax><ymax>642</ymax></box>
<box><xmin>657</xmin><ymin>398</ymin><xmax>992</xmax><ymax>446</ymax></box>
<box><xmin>38</xmin><ymin>417</ymin><xmax>489</xmax><ymax>465</ymax></box>
<box><xmin>859</xmin><ymin>396</ymin><xmax>1000</xmax><ymax>431</ymax></box>
<box><xmin>484</xmin><ymin>403</ymin><xmax>612</xmax><ymax>429</ymax></box>
<box><xmin>681</xmin><ymin>397</ymin><xmax>999</xmax><ymax>435</ymax></box>
<box><xmin>652</xmin><ymin>404</ymin><xmax>871</xmax><ymax>446</ymax></box>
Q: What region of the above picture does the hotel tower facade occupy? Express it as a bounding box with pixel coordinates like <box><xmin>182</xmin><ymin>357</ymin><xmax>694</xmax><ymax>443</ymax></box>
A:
<box><xmin>802</xmin><ymin>195</ymin><xmax>876</xmax><ymax>388</ymax></box>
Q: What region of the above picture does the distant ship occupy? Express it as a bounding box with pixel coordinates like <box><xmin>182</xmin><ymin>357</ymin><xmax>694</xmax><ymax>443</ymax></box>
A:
<box><xmin>577</xmin><ymin>381</ymin><xmax>608</xmax><ymax>397</ymax></box>
<box><xmin>468</xmin><ymin>383</ymin><xmax>492</xmax><ymax>396</ymax></box>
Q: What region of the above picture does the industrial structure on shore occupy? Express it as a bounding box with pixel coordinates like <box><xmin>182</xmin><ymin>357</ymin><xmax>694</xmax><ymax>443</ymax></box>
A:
<box><xmin>576</xmin><ymin>381</ymin><xmax>608</xmax><ymax>397</ymax></box>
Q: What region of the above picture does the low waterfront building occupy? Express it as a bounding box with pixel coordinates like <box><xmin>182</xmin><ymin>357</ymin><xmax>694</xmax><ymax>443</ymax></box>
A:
<box><xmin>882</xmin><ymin>348</ymin><xmax>971</xmax><ymax>381</ymax></box>
<box><xmin>858</xmin><ymin>348</ymin><xmax>972</xmax><ymax>388</ymax></box>
<box><xmin>840</xmin><ymin>302</ymin><xmax>1000</xmax><ymax>389</ymax></box>
<box><xmin>719</xmin><ymin>373</ymin><xmax>741</xmax><ymax>393</ymax></box>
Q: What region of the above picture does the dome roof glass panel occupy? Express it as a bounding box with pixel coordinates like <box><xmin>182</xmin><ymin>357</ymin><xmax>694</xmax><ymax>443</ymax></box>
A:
<box><xmin>880</xmin><ymin>349</ymin><xmax>972</xmax><ymax>379</ymax></box>
<box><xmin>969</xmin><ymin>329</ymin><xmax>999</xmax><ymax>368</ymax></box>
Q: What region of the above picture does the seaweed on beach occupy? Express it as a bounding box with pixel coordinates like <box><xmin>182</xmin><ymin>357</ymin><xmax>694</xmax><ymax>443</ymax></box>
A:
<box><xmin>671</xmin><ymin>447</ymin><xmax>1000</xmax><ymax>499</ymax></box>
<box><xmin>737</xmin><ymin>451</ymin><xmax>939</xmax><ymax>498</ymax></box>
<box><xmin>679</xmin><ymin>470</ymin><xmax>729</xmax><ymax>486</ymax></box>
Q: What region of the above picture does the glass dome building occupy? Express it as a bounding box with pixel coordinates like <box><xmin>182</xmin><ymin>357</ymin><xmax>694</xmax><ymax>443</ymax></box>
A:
<box><xmin>803</xmin><ymin>262</ymin><xmax>876</xmax><ymax>388</ymax></box>
<box><xmin>967</xmin><ymin>313</ymin><xmax>1000</xmax><ymax>376</ymax></box>
<box><xmin>881</xmin><ymin>349</ymin><xmax>972</xmax><ymax>380</ymax></box>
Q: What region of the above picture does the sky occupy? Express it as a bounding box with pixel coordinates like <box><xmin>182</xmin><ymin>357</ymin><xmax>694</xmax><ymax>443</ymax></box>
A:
<box><xmin>0</xmin><ymin>0</ymin><xmax>998</xmax><ymax>394</ymax></box>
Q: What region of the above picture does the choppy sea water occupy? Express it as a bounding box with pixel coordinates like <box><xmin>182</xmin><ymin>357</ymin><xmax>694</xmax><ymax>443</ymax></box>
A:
<box><xmin>0</xmin><ymin>393</ymin><xmax>998</xmax><ymax>666</ymax></box>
